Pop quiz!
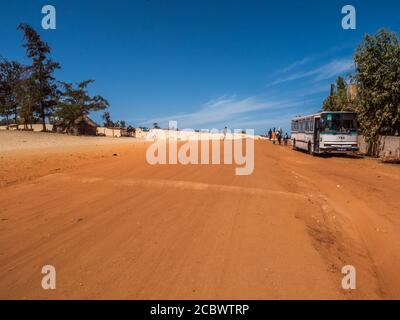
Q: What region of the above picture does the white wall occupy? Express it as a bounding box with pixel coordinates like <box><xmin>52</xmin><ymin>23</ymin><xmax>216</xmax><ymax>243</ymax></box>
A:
<box><xmin>0</xmin><ymin>124</ymin><xmax>53</xmax><ymax>131</ymax></box>
<box><xmin>96</xmin><ymin>127</ymin><xmax>122</xmax><ymax>137</ymax></box>
<box><xmin>144</xmin><ymin>129</ymin><xmax>260</xmax><ymax>141</ymax></box>
<box><xmin>358</xmin><ymin>135</ymin><xmax>400</xmax><ymax>160</ymax></box>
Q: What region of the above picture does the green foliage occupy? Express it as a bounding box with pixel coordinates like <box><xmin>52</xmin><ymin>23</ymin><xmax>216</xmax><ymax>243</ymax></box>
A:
<box><xmin>0</xmin><ymin>59</ymin><xmax>25</xmax><ymax>124</ymax></box>
<box><xmin>353</xmin><ymin>29</ymin><xmax>400</xmax><ymax>140</ymax></box>
<box><xmin>101</xmin><ymin>112</ymin><xmax>127</xmax><ymax>128</ymax></box>
<box><xmin>322</xmin><ymin>76</ymin><xmax>352</xmax><ymax>112</ymax></box>
<box><xmin>15</xmin><ymin>66</ymin><xmax>38</xmax><ymax>128</ymax></box>
<box><xmin>321</xmin><ymin>29</ymin><xmax>400</xmax><ymax>141</ymax></box>
<box><xmin>55</xmin><ymin>80</ymin><xmax>109</xmax><ymax>129</ymax></box>
<box><xmin>102</xmin><ymin>111</ymin><xmax>114</xmax><ymax>127</ymax></box>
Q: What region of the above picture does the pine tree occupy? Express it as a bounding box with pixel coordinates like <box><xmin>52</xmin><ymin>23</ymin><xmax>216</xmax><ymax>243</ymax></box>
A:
<box><xmin>55</xmin><ymin>80</ymin><xmax>109</xmax><ymax>131</ymax></box>
<box><xmin>0</xmin><ymin>59</ymin><xmax>24</xmax><ymax>126</ymax></box>
<box><xmin>18</xmin><ymin>23</ymin><xmax>60</xmax><ymax>131</ymax></box>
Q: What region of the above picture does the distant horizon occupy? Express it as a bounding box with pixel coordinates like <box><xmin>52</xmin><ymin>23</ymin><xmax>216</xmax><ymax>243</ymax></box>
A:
<box><xmin>1</xmin><ymin>0</ymin><xmax>399</xmax><ymax>134</ymax></box>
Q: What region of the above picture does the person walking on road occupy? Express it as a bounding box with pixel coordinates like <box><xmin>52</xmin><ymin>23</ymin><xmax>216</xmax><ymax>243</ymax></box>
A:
<box><xmin>268</xmin><ymin>128</ymin><xmax>272</xmax><ymax>140</ymax></box>
<box><xmin>223</xmin><ymin>126</ymin><xmax>228</xmax><ymax>140</ymax></box>
<box><xmin>284</xmin><ymin>133</ymin><xmax>289</xmax><ymax>145</ymax></box>
<box><xmin>271</xmin><ymin>128</ymin><xmax>277</xmax><ymax>144</ymax></box>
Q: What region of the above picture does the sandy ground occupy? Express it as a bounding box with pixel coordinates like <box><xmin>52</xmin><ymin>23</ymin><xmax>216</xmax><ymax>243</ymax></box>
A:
<box><xmin>0</xmin><ymin>130</ymin><xmax>139</xmax><ymax>152</ymax></box>
<box><xmin>0</xmin><ymin>132</ymin><xmax>399</xmax><ymax>299</ymax></box>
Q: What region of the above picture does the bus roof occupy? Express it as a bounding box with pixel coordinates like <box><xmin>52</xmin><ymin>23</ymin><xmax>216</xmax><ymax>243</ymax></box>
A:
<box><xmin>292</xmin><ymin>111</ymin><xmax>357</xmax><ymax>121</ymax></box>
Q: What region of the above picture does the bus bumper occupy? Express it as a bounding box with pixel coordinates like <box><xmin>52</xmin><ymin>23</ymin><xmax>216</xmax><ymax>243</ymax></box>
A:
<box><xmin>319</xmin><ymin>146</ymin><xmax>359</xmax><ymax>153</ymax></box>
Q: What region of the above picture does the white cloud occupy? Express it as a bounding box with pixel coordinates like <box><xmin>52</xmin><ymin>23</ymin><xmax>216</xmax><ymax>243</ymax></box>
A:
<box><xmin>280</xmin><ymin>57</ymin><xmax>312</xmax><ymax>74</ymax></box>
<box><xmin>142</xmin><ymin>95</ymin><xmax>303</xmax><ymax>130</ymax></box>
<box><xmin>275</xmin><ymin>44</ymin><xmax>352</xmax><ymax>76</ymax></box>
<box><xmin>268</xmin><ymin>58</ymin><xmax>354</xmax><ymax>86</ymax></box>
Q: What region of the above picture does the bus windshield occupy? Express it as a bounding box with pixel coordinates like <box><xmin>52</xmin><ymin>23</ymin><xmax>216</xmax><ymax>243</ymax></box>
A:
<box><xmin>320</xmin><ymin>113</ymin><xmax>357</xmax><ymax>134</ymax></box>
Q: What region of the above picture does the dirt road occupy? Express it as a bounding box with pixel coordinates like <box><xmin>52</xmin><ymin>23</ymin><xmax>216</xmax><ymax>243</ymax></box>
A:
<box><xmin>0</xmin><ymin>138</ymin><xmax>399</xmax><ymax>299</ymax></box>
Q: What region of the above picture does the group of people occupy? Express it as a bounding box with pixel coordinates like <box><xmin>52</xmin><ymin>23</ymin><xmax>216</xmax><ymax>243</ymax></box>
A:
<box><xmin>267</xmin><ymin>128</ymin><xmax>289</xmax><ymax>145</ymax></box>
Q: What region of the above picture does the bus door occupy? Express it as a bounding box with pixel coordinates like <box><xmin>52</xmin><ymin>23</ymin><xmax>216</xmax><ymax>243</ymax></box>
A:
<box><xmin>314</xmin><ymin>117</ymin><xmax>320</xmax><ymax>153</ymax></box>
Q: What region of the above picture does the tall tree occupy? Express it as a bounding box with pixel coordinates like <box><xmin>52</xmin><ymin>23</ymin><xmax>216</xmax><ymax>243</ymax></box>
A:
<box><xmin>55</xmin><ymin>80</ymin><xmax>109</xmax><ymax>130</ymax></box>
<box><xmin>0</xmin><ymin>59</ymin><xmax>24</xmax><ymax>125</ymax></box>
<box><xmin>102</xmin><ymin>111</ymin><xmax>114</xmax><ymax>127</ymax></box>
<box><xmin>354</xmin><ymin>29</ymin><xmax>400</xmax><ymax>140</ymax></box>
<box><xmin>18</xmin><ymin>23</ymin><xmax>60</xmax><ymax>131</ymax></box>
<box><xmin>15</xmin><ymin>67</ymin><xmax>38</xmax><ymax>129</ymax></box>
<box><xmin>0</xmin><ymin>61</ymin><xmax>12</xmax><ymax>125</ymax></box>
<box><xmin>322</xmin><ymin>76</ymin><xmax>351</xmax><ymax>112</ymax></box>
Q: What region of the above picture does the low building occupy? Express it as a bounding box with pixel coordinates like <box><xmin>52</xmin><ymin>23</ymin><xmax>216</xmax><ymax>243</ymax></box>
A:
<box><xmin>121</xmin><ymin>126</ymin><xmax>136</xmax><ymax>137</ymax></box>
<box><xmin>53</xmin><ymin>114</ymin><xmax>99</xmax><ymax>136</ymax></box>
<box><xmin>96</xmin><ymin>127</ymin><xmax>122</xmax><ymax>137</ymax></box>
<box><xmin>96</xmin><ymin>126</ymin><xmax>136</xmax><ymax>137</ymax></box>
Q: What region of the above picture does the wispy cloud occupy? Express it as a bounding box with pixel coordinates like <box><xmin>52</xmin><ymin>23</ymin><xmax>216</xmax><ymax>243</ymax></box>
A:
<box><xmin>142</xmin><ymin>95</ymin><xmax>303</xmax><ymax>130</ymax></box>
<box><xmin>207</xmin><ymin>97</ymin><xmax>321</xmax><ymax>131</ymax></box>
<box><xmin>275</xmin><ymin>44</ymin><xmax>353</xmax><ymax>76</ymax></box>
<box><xmin>313</xmin><ymin>59</ymin><xmax>355</xmax><ymax>80</ymax></box>
<box><xmin>267</xmin><ymin>58</ymin><xmax>354</xmax><ymax>86</ymax></box>
<box><xmin>280</xmin><ymin>57</ymin><xmax>312</xmax><ymax>73</ymax></box>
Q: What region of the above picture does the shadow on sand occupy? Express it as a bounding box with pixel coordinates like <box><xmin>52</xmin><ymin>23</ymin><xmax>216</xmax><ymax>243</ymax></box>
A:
<box><xmin>293</xmin><ymin>148</ymin><xmax>364</xmax><ymax>160</ymax></box>
<box><xmin>314</xmin><ymin>153</ymin><xmax>364</xmax><ymax>160</ymax></box>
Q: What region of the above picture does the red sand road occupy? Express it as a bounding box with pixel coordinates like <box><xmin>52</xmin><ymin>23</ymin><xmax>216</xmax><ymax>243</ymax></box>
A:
<box><xmin>0</xmin><ymin>139</ymin><xmax>399</xmax><ymax>299</ymax></box>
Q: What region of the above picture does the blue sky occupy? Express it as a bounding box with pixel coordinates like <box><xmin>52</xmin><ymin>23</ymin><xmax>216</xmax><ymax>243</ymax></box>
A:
<box><xmin>1</xmin><ymin>0</ymin><xmax>399</xmax><ymax>134</ymax></box>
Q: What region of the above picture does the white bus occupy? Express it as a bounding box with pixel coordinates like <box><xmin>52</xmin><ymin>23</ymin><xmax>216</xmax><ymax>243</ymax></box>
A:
<box><xmin>291</xmin><ymin>111</ymin><xmax>359</xmax><ymax>155</ymax></box>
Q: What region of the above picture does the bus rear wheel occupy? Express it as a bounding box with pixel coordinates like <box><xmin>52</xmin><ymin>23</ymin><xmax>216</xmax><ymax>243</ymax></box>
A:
<box><xmin>292</xmin><ymin>139</ymin><xmax>296</xmax><ymax>150</ymax></box>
